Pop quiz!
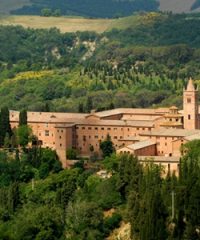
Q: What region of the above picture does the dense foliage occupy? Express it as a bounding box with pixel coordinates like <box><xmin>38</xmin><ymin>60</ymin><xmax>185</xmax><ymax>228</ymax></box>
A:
<box><xmin>1</xmin><ymin>13</ymin><xmax>200</xmax><ymax>112</ymax></box>
<box><xmin>0</xmin><ymin>137</ymin><xmax>200</xmax><ymax>239</ymax></box>
<box><xmin>11</xmin><ymin>0</ymin><xmax>159</xmax><ymax>18</ymax></box>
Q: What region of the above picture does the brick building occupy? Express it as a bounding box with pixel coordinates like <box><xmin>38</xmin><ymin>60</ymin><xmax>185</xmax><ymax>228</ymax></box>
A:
<box><xmin>9</xmin><ymin>78</ymin><xmax>200</xmax><ymax>173</ymax></box>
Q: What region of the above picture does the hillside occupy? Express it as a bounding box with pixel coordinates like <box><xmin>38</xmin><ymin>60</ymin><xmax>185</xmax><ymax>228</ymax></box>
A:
<box><xmin>0</xmin><ymin>13</ymin><xmax>200</xmax><ymax>112</ymax></box>
<box><xmin>1</xmin><ymin>0</ymin><xmax>200</xmax><ymax>17</ymax></box>
<box><xmin>10</xmin><ymin>0</ymin><xmax>159</xmax><ymax>18</ymax></box>
<box><xmin>0</xmin><ymin>0</ymin><xmax>30</xmax><ymax>15</ymax></box>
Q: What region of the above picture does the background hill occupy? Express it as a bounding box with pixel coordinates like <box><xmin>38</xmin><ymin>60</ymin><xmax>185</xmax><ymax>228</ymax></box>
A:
<box><xmin>1</xmin><ymin>13</ymin><xmax>200</xmax><ymax>112</ymax></box>
<box><xmin>0</xmin><ymin>0</ymin><xmax>30</xmax><ymax>15</ymax></box>
<box><xmin>1</xmin><ymin>0</ymin><xmax>200</xmax><ymax>17</ymax></box>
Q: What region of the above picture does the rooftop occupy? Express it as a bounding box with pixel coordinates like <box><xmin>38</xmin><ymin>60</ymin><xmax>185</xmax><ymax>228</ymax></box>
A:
<box><xmin>10</xmin><ymin>110</ymin><xmax>88</xmax><ymax>123</ymax></box>
<box><xmin>55</xmin><ymin>119</ymin><xmax>155</xmax><ymax>127</ymax></box>
<box><xmin>118</xmin><ymin>136</ymin><xmax>141</xmax><ymax>141</ymax></box>
<box><xmin>94</xmin><ymin>107</ymin><xmax>170</xmax><ymax>118</ymax></box>
<box><xmin>126</xmin><ymin>140</ymin><xmax>156</xmax><ymax>151</ymax></box>
<box><xmin>141</xmin><ymin>129</ymin><xmax>200</xmax><ymax>137</ymax></box>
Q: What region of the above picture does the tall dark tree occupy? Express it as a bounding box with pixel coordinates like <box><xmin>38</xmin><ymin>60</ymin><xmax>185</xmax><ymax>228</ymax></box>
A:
<box><xmin>0</xmin><ymin>107</ymin><xmax>12</xmax><ymax>146</ymax></box>
<box><xmin>86</xmin><ymin>96</ymin><xmax>93</xmax><ymax>113</ymax></box>
<box><xmin>19</xmin><ymin>109</ymin><xmax>27</xmax><ymax>126</ymax></box>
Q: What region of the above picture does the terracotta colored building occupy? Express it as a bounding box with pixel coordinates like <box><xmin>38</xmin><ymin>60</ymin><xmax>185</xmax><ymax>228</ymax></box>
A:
<box><xmin>9</xmin><ymin>78</ymin><xmax>200</xmax><ymax>173</ymax></box>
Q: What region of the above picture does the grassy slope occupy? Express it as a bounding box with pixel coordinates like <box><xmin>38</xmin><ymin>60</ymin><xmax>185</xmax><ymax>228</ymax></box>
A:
<box><xmin>0</xmin><ymin>15</ymin><xmax>117</xmax><ymax>33</ymax></box>
<box><xmin>0</xmin><ymin>14</ymin><xmax>144</xmax><ymax>33</ymax></box>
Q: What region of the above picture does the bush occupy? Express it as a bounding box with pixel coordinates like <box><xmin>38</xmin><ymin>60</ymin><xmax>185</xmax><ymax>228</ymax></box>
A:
<box><xmin>104</xmin><ymin>212</ymin><xmax>122</xmax><ymax>235</ymax></box>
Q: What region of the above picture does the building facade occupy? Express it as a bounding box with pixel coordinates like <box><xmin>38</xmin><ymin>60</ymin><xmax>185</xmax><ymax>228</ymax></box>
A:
<box><xmin>9</xmin><ymin>78</ymin><xmax>200</xmax><ymax>173</ymax></box>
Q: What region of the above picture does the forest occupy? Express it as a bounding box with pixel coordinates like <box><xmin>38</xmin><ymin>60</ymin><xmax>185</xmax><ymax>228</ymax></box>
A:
<box><xmin>1</xmin><ymin>13</ymin><xmax>200</xmax><ymax>112</ymax></box>
<box><xmin>11</xmin><ymin>0</ymin><xmax>159</xmax><ymax>18</ymax></box>
<box><xmin>0</xmin><ymin>108</ymin><xmax>199</xmax><ymax>239</ymax></box>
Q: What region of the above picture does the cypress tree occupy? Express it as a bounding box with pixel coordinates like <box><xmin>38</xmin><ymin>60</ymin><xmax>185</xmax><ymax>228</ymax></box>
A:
<box><xmin>19</xmin><ymin>109</ymin><xmax>27</xmax><ymax>126</ymax></box>
<box><xmin>0</xmin><ymin>107</ymin><xmax>12</xmax><ymax>147</ymax></box>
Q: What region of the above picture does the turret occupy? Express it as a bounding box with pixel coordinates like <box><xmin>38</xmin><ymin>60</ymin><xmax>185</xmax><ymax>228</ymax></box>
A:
<box><xmin>183</xmin><ymin>78</ymin><xmax>199</xmax><ymax>129</ymax></box>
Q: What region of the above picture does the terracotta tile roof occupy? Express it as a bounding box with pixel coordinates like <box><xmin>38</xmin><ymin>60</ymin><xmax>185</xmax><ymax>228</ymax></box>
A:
<box><xmin>184</xmin><ymin>133</ymin><xmax>200</xmax><ymax>141</ymax></box>
<box><xmin>141</xmin><ymin>129</ymin><xmax>200</xmax><ymax>137</ymax></box>
<box><xmin>94</xmin><ymin>108</ymin><xmax>170</xmax><ymax>118</ymax></box>
<box><xmin>10</xmin><ymin>110</ymin><xmax>88</xmax><ymax>123</ymax></box>
<box><xmin>126</xmin><ymin>140</ymin><xmax>156</xmax><ymax>151</ymax></box>
<box><xmin>118</xmin><ymin>136</ymin><xmax>141</xmax><ymax>141</ymax></box>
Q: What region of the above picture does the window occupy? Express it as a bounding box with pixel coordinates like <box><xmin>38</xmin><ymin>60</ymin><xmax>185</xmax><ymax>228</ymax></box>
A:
<box><xmin>114</xmin><ymin>136</ymin><xmax>117</xmax><ymax>139</ymax></box>
<box><xmin>187</xmin><ymin>98</ymin><xmax>191</xmax><ymax>103</ymax></box>
<box><xmin>60</xmin><ymin>144</ymin><xmax>62</xmax><ymax>147</ymax></box>
<box><xmin>101</xmin><ymin>127</ymin><xmax>104</xmax><ymax>130</ymax></box>
<box><xmin>45</xmin><ymin>130</ymin><xmax>49</xmax><ymax>136</ymax></box>
<box><xmin>88</xmin><ymin>127</ymin><xmax>92</xmax><ymax>130</ymax></box>
<box><xmin>95</xmin><ymin>136</ymin><xmax>98</xmax><ymax>139</ymax></box>
<box><xmin>95</xmin><ymin>127</ymin><xmax>98</xmax><ymax>130</ymax></box>
<box><xmin>107</xmin><ymin>128</ymin><xmax>111</xmax><ymax>130</ymax></box>
<box><xmin>82</xmin><ymin>127</ymin><xmax>85</xmax><ymax>130</ymax></box>
<box><xmin>59</xmin><ymin>136</ymin><xmax>62</xmax><ymax>139</ymax></box>
<box><xmin>188</xmin><ymin>115</ymin><xmax>191</xmax><ymax>120</ymax></box>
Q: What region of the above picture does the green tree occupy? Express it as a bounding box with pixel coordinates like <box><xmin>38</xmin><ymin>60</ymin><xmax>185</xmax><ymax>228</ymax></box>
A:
<box><xmin>100</xmin><ymin>134</ymin><xmax>115</xmax><ymax>158</ymax></box>
<box><xmin>53</xmin><ymin>9</ymin><xmax>61</xmax><ymax>17</ymax></box>
<box><xmin>66</xmin><ymin>148</ymin><xmax>77</xmax><ymax>160</ymax></box>
<box><xmin>17</xmin><ymin>125</ymin><xmax>32</xmax><ymax>148</ymax></box>
<box><xmin>0</xmin><ymin>107</ymin><xmax>12</xmax><ymax>147</ymax></box>
<box><xmin>19</xmin><ymin>109</ymin><xmax>27</xmax><ymax>126</ymax></box>
<box><xmin>41</xmin><ymin>8</ymin><xmax>52</xmax><ymax>17</ymax></box>
<box><xmin>86</xmin><ymin>96</ymin><xmax>93</xmax><ymax>113</ymax></box>
<box><xmin>66</xmin><ymin>201</ymin><xmax>104</xmax><ymax>239</ymax></box>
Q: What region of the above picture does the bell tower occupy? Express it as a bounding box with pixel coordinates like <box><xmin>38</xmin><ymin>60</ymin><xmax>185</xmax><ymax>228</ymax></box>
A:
<box><xmin>183</xmin><ymin>78</ymin><xmax>199</xmax><ymax>130</ymax></box>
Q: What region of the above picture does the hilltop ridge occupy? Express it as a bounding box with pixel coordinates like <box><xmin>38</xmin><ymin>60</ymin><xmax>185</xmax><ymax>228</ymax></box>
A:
<box><xmin>1</xmin><ymin>0</ymin><xmax>200</xmax><ymax>18</ymax></box>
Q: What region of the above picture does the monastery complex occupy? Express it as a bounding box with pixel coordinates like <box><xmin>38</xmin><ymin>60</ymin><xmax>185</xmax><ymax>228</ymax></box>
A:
<box><xmin>9</xmin><ymin>78</ymin><xmax>200</xmax><ymax>174</ymax></box>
